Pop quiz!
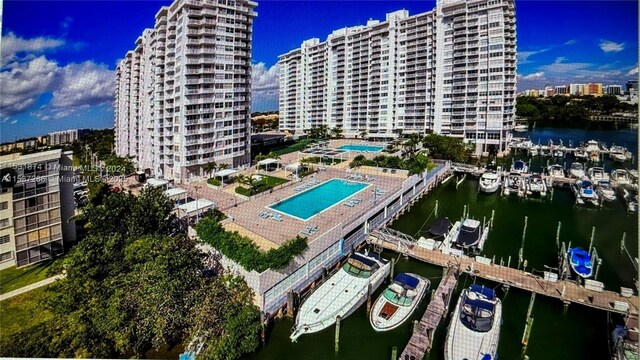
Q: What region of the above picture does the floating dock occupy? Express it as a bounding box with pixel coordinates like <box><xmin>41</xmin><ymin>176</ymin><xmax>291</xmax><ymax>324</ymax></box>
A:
<box><xmin>399</xmin><ymin>267</ymin><xmax>458</xmax><ymax>360</ymax></box>
<box><xmin>369</xmin><ymin>234</ymin><xmax>638</xmax><ymax>316</ymax></box>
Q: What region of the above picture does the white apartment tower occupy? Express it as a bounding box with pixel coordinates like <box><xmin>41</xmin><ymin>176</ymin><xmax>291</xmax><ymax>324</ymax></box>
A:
<box><xmin>115</xmin><ymin>0</ymin><xmax>257</xmax><ymax>183</ymax></box>
<box><xmin>279</xmin><ymin>0</ymin><xmax>517</xmax><ymax>154</ymax></box>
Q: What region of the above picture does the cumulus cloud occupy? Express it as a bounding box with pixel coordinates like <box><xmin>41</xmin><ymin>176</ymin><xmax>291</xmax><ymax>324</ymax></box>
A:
<box><xmin>1</xmin><ymin>32</ymin><xmax>65</xmax><ymax>66</ymax></box>
<box><xmin>1</xmin><ymin>53</ymin><xmax>115</xmax><ymax>119</ymax></box>
<box><xmin>599</xmin><ymin>40</ymin><xmax>625</xmax><ymax>53</ymax></box>
<box><xmin>252</xmin><ymin>62</ymin><xmax>279</xmax><ymax>110</ymax></box>
<box><xmin>0</xmin><ymin>56</ymin><xmax>59</xmax><ymax>115</ymax></box>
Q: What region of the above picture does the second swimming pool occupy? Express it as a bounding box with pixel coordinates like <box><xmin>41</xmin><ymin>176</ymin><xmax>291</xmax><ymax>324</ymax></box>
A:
<box><xmin>338</xmin><ymin>144</ymin><xmax>384</xmax><ymax>152</ymax></box>
<box><xmin>269</xmin><ymin>179</ymin><xmax>369</xmax><ymax>220</ymax></box>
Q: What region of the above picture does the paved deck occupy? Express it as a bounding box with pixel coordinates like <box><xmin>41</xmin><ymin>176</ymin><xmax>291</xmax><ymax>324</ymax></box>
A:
<box><xmin>372</xmin><ymin>237</ymin><xmax>639</xmax><ymax>315</ymax></box>
<box><xmin>223</xmin><ymin>168</ymin><xmax>405</xmax><ymax>248</ymax></box>
<box><xmin>400</xmin><ymin>267</ymin><xmax>458</xmax><ymax>360</ymax></box>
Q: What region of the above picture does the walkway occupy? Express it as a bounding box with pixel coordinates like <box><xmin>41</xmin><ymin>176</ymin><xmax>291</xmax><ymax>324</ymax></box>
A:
<box><xmin>0</xmin><ymin>274</ymin><xmax>65</xmax><ymax>301</ymax></box>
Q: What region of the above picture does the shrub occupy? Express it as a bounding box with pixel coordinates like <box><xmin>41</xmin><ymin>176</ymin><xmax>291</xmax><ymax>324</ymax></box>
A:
<box><xmin>207</xmin><ymin>178</ymin><xmax>222</xmax><ymax>186</ymax></box>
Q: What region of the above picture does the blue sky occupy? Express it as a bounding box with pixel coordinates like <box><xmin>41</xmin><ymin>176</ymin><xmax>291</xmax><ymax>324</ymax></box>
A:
<box><xmin>1</xmin><ymin>0</ymin><xmax>637</xmax><ymax>142</ymax></box>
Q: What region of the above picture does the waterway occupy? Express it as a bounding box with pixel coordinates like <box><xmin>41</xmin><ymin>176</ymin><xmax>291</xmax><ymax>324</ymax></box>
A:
<box><xmin>245</xmin><ymin>128</ymin><xmax>638</xmax><ymax>360</ymax></box>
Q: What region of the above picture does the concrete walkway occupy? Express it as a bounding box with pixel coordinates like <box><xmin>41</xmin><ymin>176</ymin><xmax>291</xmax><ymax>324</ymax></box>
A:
<box><xmin>0</xmin><ymin>274</ymin><xmax>65</xmax><ymax>301</ymax></box>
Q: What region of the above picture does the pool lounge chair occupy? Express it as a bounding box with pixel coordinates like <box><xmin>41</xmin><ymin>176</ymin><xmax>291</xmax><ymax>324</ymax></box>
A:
<box><xmin>271</xmin><ymin>213</ymin><xmax>283</xmax><ymax>222</ymax></box>
<box><xmin>343</xmin><ymin>201</ymin><xmax>355</xmax><ymax>207</ymax></box>
<box><xmin>259</xmin><ymin>211</ymin><xmax>270</xmax><ymax>219</ymax></box>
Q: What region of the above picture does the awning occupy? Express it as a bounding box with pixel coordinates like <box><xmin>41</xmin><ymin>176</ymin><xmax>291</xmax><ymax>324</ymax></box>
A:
<box><xmin>257</xmin><ymin>158</ymin><xmax>280</xmax><ymax>166</ymax></box>
<box><xmin>178</xmin><ymin>199</ymin><xmax>215</xmax><ymax>216</ymax></box>
<box><xmin>215</xmin><ymin>168</ymin><xmax>239</xmax><ymax>178</ymax></box>
<box><xmin>285</xmin><ymin>162</ymin><xmax>301</xmax><ymax>170</ymax></box>
<box><xmin>164</xmin><ymin>188</ymin><xmax>187</xmax><ymax>199</ymax></box>
<box><xmin>146</xmin><ymin>178</ymin><xmax>168</xmax><ymax>188</ymax></box>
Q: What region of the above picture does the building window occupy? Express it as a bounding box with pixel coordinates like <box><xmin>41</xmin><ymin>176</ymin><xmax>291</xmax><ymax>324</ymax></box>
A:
<box><xmin>0</xmin><ymin>202</ymin><xmax>7</xmax><ymax>211</ymax></box>
<box><xmin>0</xmin><ymin>251</ymin><xmax>12</xmax><ymax>262</ymax></box>
<box><xmin>0</xmin><ymin>234</ymin><xmax>9</xmax><ymax>244</ymax></box>
<box><xmin>0</xmin><ymin>218</ymin><xmax>9</xmax><ymax>228</ymax></box>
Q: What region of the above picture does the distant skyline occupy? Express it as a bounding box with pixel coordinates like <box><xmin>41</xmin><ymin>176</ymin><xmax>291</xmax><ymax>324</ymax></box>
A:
<box><xmin>1</xmin><ymin>0</ymin><xmax>638</xmax><ymax>142</ymax></box>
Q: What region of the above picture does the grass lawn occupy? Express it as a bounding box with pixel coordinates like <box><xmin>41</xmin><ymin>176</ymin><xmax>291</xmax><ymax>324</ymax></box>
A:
<box><xmin>271</xmin><ymin>139</ymin><xmax>314</xmax><ymax>156</ymax></box>
<box><xmin>0</xmin><ymin>261</ymin><xmax>56</xmax><ymax>295</ymax></box>
<box><xmin>0</xmin><ymin>287</ymin><xmax>53</xmax><ymax>342</ymax></box>
<box><xmin>235</xmin><ymin>174</ymin><xmax>289</xmax><ymax>196</ymax></box>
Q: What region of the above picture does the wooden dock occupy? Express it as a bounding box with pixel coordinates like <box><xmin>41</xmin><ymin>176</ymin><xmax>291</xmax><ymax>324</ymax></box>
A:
<box><xmin>399</xmin><ymin>267</ymin><xmax>458</xmax><ymax>360</ymax></box>
<box><xmin>370</xmin><ymin>236</ymin><xmax>639</xmax><ymax>316</ymax></box>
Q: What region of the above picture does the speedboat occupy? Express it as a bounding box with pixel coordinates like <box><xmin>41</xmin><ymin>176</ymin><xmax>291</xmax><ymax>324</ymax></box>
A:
<box><xmin>595</xmin><ymin>180</ymin><xmax>616</xmax><ymax>202</ymax></box>
<box><xmin>609</xmin><ymin>145</ymin><xmax>631</xmax><ymax>163</ymax></box>
<box><xmin>588</xmin><ymin>167</ymin><xmax>609</xmax><ymax>182</ymax></box>
<box><xmin>513</xmin><ymin>124</ymin><xmax>528</xmax><ymax>132</ymax></box>
<box><xmin>526</xmin><ymin>173</ymin><xmax>547</xmax><ymax>196</ymax></box>
<box><xmin>574</xmin><ymin>148</ymin><xmax>588</xmax><ymax>160</ymax></box>
<box><xmin>503</xmin><ymin>173</ymin><xmax>524</xmax><ymax>197</ymax></box>
<box><xmin>444</xmin><ymin>285</ymin><xmax>502</xmax><ymax>360</ymax></box>
<box><xmin>369</xmin><ymin>273</ymin><xmax>430</xmax><ymax>332</ymax></box>
<box><xmin>448</xmin><ymin>218</ymin><xmax>488</xmax><ymax>254</ymax></box>
<box><xmin>553</xmin><ymin>149</ymin><xmax>564</xmax><ymax>158</ymax></box>
<box><xmin>418</xmin><ymin>218</ymin><xmax>453</xmax><ymax>250</ymax></box>
<box><xmin>539</xmin><ymin>145</ymin><xmax>551</xmax><ymax>157</ymax></box>
<box><xmin>611</xmin><ymin>316</ymin><xmax>639</xmax><ymax>360</ymax></box>
<box><xmin>479</xmin><ymin>167</ymin><xmax>502</xmax><ymax>194</ymax></box>
<box><xmin>569</xmin><ymin>162</ymin><xmax>585</xmax><ymax>178</ymax></box>
<box><xmin>611</xmin><ymin>169</ymin><xmax>632</xmax><ymax>186</ymax></box>
<box><xmin>547</xmin><ymin>164</ymin><xmax>565</xmax><ymax>178</ymax></box>
<box><xmin>566</xmin><ymin>247</ymin><xmax>593</xmax><ymax>278</ymax></box>
<box><xmin>623</xmin><ymin>188</ymin><xmax>638</xmax><ymax>213</ymax></box>
<box><xmin>585</xmin><ymin>140</ymin><xmax>602</xmax><ymax>153</ymax></box>
<box><xmin>290</xmin><ymin>252</ymin><xmax>390</xmax><ymax>341</ymax></box>
<box><xmin>572</xmin><ymin>178</ymin><xmax>599</xmax><ymax>206</ymax></box>
<box><xmin>510</xmin><ymin>159</ymin><xmax>528</xmax><ymax>174</ymax></box>
<box><xmin>529</xmin><ymin>146</ymin><xmax>539</xmax><ymax>157</ymax></box>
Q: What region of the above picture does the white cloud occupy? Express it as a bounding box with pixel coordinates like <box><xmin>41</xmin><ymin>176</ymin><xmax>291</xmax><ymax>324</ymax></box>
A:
<box><xmin>1</xmin><ymin>32</ymin><xmax>65</xmax><ymax>66</ymax></box>
<box><xmin>564</xmin><ymin>39</ymin><xmax>577</xmax><ymax>46</ymax></box>
<box><xmin>51</xmin><ymin>61</ymin><xmax>115</xmax><ymax>109</ymax></box>
<box><xmin>627</xmin><ymin>66</ymin><xmax>638</xmax><ymax>76</ymax></box>
<box><xmin>517</xmin><ymin>48</ymin><xmax>550</xmax><ymax>64</ymax></box>
<box><xmin>0</xmin><ymin>56</ymin><xmax>59</xmax><ymax>115</ymax></box>
<box><xmin>599</xmin><ymin>40</ymin><xmax>625</xmax><ymax>53</ymax></box>
<box><xmin>519</xmin><ymin>72</ymin><xmax>545</xmax><ymax>80</ymax></box>
<box><xmin>252</xmin><ymin>62</ymin><xmax>279</xmax><ymax>110</ymax></box>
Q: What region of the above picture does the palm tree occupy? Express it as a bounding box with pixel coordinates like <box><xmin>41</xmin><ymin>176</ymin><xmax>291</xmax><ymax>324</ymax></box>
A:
<box><xmin>330</xmin><ymin>126</ymin><xmax>344</xmax><ymax>139</ymax></box>
<box><xmin>402</xmin><ymin>133</ymin><xmax>422</xmax><ymax>157</ymax></box>
<box><xmin>359</xmin><ymin>129</ymin><xmax>368</xmax><ymax>140</ymax></box>
<box><xmin>202</xmin><ymin>161</ymin><xmax>217</xmax><ymax>178</ymax></box>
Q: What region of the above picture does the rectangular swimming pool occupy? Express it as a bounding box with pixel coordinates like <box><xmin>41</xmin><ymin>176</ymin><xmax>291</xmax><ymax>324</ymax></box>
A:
<box><xmin>338</xmin><ymin>144</ymin><xmax>384</xmax><ymax>152</ymax></box>
<box><xmin>269</xmin><ymin>179</ymin><xmax>369</xmax><ymax>220</ymax></box>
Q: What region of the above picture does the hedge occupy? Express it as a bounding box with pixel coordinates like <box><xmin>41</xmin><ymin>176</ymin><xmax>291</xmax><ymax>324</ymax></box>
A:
<box><xmin>207</xmin><ymin>178</ymin><xmax>222</xmax><ymax>186</ymax></box>
<box><xmin>195</xmin><ymin>216</ymin><xmax>308</xmax><ymax>272</ymax></box>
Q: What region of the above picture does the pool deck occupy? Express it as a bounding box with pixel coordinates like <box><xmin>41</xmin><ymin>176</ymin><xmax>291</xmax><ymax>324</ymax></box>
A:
<box><xmin>223</xmin><ymin>168</ymin><xmax>405</xmax><ymax>249</ymax></box>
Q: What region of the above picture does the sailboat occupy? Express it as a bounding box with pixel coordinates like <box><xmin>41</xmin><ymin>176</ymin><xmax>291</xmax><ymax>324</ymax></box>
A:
<box><xmin>445</xmin><ymin>285</ymin><xmax>502</xmax><ymax>360</ymax></box>
<box><xmin>369</xmin><ymin>273</ymin><xmax>430</xmax><ymax>332</ymax></box>
<box><xmin>290</xmin><ymin>252</ymin><xmax>390</xmax><ymax>341</ymax></box>
<box><xmin>566</xmin><ymin>247</ymin><xmax>594</xmax><ymax>278</ymax></box>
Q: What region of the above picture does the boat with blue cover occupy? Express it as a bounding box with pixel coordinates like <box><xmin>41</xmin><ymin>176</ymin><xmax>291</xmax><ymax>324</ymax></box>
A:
<box><xmin>566</xmin><ymin>247</ymin><xmax>594</xmax><ymax>278</ymax></box>
<box><xmin>369</xmin><ymin>273</ymin><xmax>430</xmax><ymax>331</ymax></box>
<box><xmin>510</xmin><ymin>159</ymin><xmax>528</xmax><ymax>174</ymax></box>
<box><xmin>445</xmin><ymin>284</ymin><xmax>502</xmax><ymax>360</ymax></box>
<box><xmin>572</xmin><ymin>178</ymin><xmax>599</xmax><ymax>206</ymax></box>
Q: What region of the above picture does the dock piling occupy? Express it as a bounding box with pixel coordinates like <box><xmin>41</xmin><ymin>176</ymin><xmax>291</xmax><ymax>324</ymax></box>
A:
<box><xmin>518</xmin><ymin>216</ymin><xmax>528</xmax><ymax>269</ymax></box>
<box><xmin>490</xmin><ymin>209</ymin><xmax>495</xmax><ymax>229</ymax></box>
<box><xmin>588</xmin><ymin>226</ymin><xmax>596</xmax><ymax>254</ymax></box>
<box><xmin>390</xmin><ymin>258</ymin><xmax>395</xmax><ymax>282</ymax></box>
<box><xmin>555</xmin><ymin>222</ymin><xmax>561</xmax><ymax>249</ymax></box>
<box><xmin>366</xmin><ymin>283</ymin><xmax>372</xmax><ymax>314</ymax></box>
<box><xmin>391</xmin><ymin>346</ymin><xmax>397</xmax><ymax>360</ymax></box>
<box><xmin>595</xmin><ymin>258</ymin><xmax>603</xmax><ymax>280</ymax></box>
<box><xmin>287</xmin><ymin>291</ymin><xmax>295</xmax><ymax>318</ymax></box>
<box><xmin>335</xmin><ymin>315</ymin><xmax>341</xmax><ymax>353</ymax></box>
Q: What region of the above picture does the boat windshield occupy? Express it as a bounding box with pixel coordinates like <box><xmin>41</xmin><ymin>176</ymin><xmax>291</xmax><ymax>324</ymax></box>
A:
<box><xmin>460</xmin><ymin>294</ymin><xmax>495</xmax><ymax>332</ymax></box>
<box><xmin>382</xmin><ymin>288</ymin><xmax>413</xmax><ymax>306</ymax></box>
<box><xmin>343</xmin><ymin>258</ymin><xmax>374</xmax><ymax>278</ymax></box>
<box><xmin>571</xmin><ymin>163</ymin><xmax>583</xmax><ymax>170</ymax></box>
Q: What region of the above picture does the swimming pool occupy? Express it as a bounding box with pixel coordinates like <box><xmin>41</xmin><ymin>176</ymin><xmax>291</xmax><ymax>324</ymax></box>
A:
<box><xmin>338</xmin><ymin>144</ymin><xmax>384</xmax><ymax>152</ymax></box>
<box><xmin>269</xmin><ymin>179</ymin><xmax>369</xmax><ymax>220</ymax></box>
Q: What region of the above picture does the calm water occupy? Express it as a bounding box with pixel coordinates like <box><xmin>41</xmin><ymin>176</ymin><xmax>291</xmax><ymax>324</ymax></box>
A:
<box><xmin>246</xmin><ymin>128</ymin><xmax>638</xmax><ymax>360</ymax></box>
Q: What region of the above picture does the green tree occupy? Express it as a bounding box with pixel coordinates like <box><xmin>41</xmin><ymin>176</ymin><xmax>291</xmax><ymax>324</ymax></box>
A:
<box><xmin>203</xmin><ymin>161</ymin><xmax>218</xmax><ymax>178</ymax></box>
<box><xmin>330</xmin><ymin>126</ymin><xmax>344</xmax><ymax>139</ymax></box>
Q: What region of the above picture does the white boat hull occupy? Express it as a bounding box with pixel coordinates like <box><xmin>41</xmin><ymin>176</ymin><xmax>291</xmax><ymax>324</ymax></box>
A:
<box><xmin>445</xmin><ymin>292</ymin><xmax>502</xmax><ymax>360</ymax></box>
<box><xmin>369</xmin><ymin>274</ymin><xmax>429</xmax><ymax>332</ymax></box>
<box><xmin>290</xmin><ymin>257</ymin><xmax>390</xmax><ymax>341</ymax></box>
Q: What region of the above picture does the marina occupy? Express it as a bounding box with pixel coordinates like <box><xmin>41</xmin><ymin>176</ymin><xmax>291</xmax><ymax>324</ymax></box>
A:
<box><xmin>245</xmin><ymin>129</ymin><xmax>638</xmax><ymax>360</ymax></box>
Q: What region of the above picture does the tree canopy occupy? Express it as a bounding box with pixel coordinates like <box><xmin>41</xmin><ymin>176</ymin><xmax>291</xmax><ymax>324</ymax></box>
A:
<box><xmin>1</xmin><ymin>187</ymin><xmax>261</xmax><ymax>360</ymax></box>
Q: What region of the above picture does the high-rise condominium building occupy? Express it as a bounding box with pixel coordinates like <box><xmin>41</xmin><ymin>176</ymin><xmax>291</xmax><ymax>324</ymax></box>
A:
<box><xmin>278</xmin><ymin>0</ymin><xmax>517</xmax><ymax>154</ymax></box>
<box><xmin>115</xmin><ymin>0</ymin><xmax>257</xmax><ymax>183</ymax></box>
<box><xmin>0</xmin><ymin>150</ymin><xmax>76</xmax><ymax>269</ymax></box>
<box><xmin>605</xmin><ymin>85</ymin><xmax>622</xmax><ymax>95</ymax></box>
